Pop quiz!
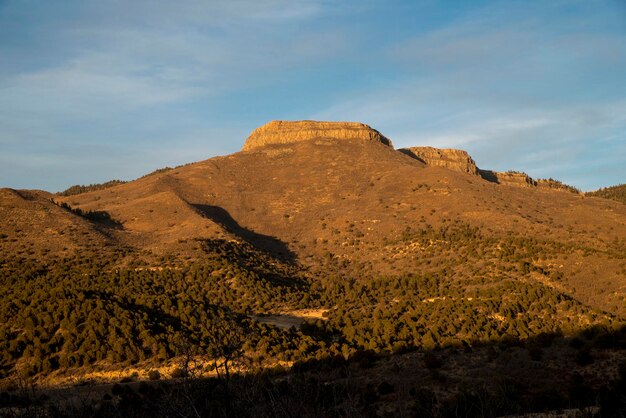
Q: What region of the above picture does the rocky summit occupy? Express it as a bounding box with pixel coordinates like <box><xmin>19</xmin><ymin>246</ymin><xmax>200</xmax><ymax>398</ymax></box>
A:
<box><xmin>241</xmin><ymin>120</ymin><xmax>393</xmax><ymax>151</ymax></box>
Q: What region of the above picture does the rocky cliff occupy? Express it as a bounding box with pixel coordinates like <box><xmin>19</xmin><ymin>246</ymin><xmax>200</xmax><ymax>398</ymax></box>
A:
<box><xmin>241</xmin><ymin>120</ymin><xmax>393</xmax><ymax>151</ymax></box>
<box><xmin>537</xmin><ymin>179</ymin><xmax>581</xmax><ymax>194</ymax></box>
<box><xmin>401</xmin><ymin>146</ymin><xmax>579</xmax><ymax>192</ymax></box>
<box><xmin>479</xmin><ymin>170</ymin><xmax>537</xmax><ymax>188</ymax></box>
<box><xmin>399</xmin><ymin>147</ymin><xmax>479</xmax><ymax>175</ymax></box>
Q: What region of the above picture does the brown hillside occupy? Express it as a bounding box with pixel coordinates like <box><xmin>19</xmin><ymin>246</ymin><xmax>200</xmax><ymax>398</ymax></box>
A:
<box><xmin>42</xmin><ymin>122</ymin><xmax>626</xmax><ymax>317</ymax></box>
<box><xmin>0</xmin><ymin>188</ymin><xmax>119</xmax><ymax>261</ymax></box>
<box><xmin>2</xmin><ymin>120</ymin><xmax>626</xmax><ymax>396</ymax></box>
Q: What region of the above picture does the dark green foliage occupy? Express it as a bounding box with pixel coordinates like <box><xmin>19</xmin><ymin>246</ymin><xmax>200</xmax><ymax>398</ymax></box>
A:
<box><xmin>587</xmin><ymin>183</ymin><xmax>626</xmax><ymax>204</ymax></box>
<box><xmin>6</xmin><ymin>353</ymin><xmax>626</xmax><ymax>418</ymax></box>
<box><xmin>52</xmin><ymin>200</ymin><xmax>121</xmax><ymax>226</ymax></box>
<box><xmin>0</xmin><ymin>240</ymin><xmax>316</xmax><ymax>379</ymax></box>
<box><xmin>139</xmin><ymin>166</ymin><xmax>174</xmax><ymax>179</ymax></box>
<box><xmin>0</xmin><ymin>222</ymin><xmax>621</xmax><ymax>381</ymax></box>
<box><xmin>0</xmin><ymin>220</ymin><xmax>625</xmax><ymax>418</ymax></box>
<box><xmin>537</xmin><ymin>178</ymin><xmax>581</xmax><ymax>194</ymax></box>
<box><xmin>423</xmin><ymin>352</ymin><xmax>442</xmax><ymax>370</ymax></box>
<box><xmin>58</xmin><ymin>180</ymin><xmax>127</xmax><ymax>196</ymax></box>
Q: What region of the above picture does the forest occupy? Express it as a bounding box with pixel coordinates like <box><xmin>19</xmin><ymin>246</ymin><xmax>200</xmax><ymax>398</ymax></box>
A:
<box><xmin>1</xmin><ymin>222</ymin><xmax>626</xmax><ymax>416</ymax></box>
<box><xmin>588</xmin><ymin>184</ymin><xmax>626</xmax><ymax>204</ymax></box>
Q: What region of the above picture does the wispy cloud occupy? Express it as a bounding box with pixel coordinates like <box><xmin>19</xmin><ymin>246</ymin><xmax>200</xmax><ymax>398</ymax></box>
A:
<box><xmin>312</xmin><ymin>1</ymin><xmax>626</xmax><ymax>190</ymax></box>
<box><xmin>0</xmin><ymin>0</ymin><xmax>341</xmax><ymax>116</ymax></box>
<box><xmin>0</xmin><ymin>0</ymin><xmax>349</xmax><ymax>190</ymax></box>
<box><xmin>1</xmin><ymin>0</ymin><xmax>624</xmax><ymax>191</ymax></box>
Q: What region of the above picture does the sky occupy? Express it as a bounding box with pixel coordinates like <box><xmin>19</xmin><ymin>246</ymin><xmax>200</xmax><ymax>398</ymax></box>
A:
<box><xmin>1</xmin><ymin>0</ymin><xmax>625</xmax><ymax>192</ymax></box>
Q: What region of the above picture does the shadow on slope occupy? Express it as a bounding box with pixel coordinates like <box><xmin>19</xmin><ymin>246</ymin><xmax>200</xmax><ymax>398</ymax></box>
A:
<box><xmin>3</xmin><ymin>324</ymin><xmax>626</xmax><ymax>418</ymax></box>
<box><xmin>191</xmin><ymin>204</ymin><xmax>296</xmax><ymax>263</ymax></box>
<box><xmin>54</xmin><ymin>200</ymin><xmax>124</xmax><ymax>230</ymax></box>
<box><xmin>478</xmin><ymin>169</ymin><xmax>499</xmax><ymax>183</ymax></box>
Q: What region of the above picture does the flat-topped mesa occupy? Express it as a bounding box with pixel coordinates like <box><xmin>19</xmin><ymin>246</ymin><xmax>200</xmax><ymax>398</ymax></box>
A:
<box><xmin>241</xmin><ymin>120</ymin><xmax>393</xmax><ymax>151</ymax></box>
<box><xmin>399</xmin><ymin>146</ymin><xmax>479</xmax><ymax>175</ymax></box>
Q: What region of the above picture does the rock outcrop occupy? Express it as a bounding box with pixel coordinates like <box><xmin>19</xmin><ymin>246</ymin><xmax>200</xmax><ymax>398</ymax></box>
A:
<box><xmin>537</xmin><ymin>179</ymin><xmax>581</xmax><ymax>194</ymax></box>
<box><xmin>399</xmin><ymin>147</ymin><xmax>479</xmax><ymax>175</ymax></box>
<box><xmin>479</xmin><ymin>170</ymin><xmax>537</xmax><ymax>188</ymax></box>
<box><xmin>243</xmin><ymin>122</ymin><xmax>579</xmax><ymax>193</ymax></box>
<box><xmin>401</xmin><ymin>146</ymin><xmax>579</xmax><ymax>192</ymax></box>
<box><xmin>242</xmin><ymin>120</ymin><xmax>393</xmax><ymax>151</ymax></box>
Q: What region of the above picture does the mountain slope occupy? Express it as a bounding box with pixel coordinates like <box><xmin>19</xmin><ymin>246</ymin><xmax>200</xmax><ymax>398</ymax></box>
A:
<box><xmin>53</xmin><ymin>124</ymin><xmax>626</xmax><ymax>317</ymax></box>
<box><xmin>1</xmin><ymin>120</ymin><xmax>625</xmax><ymax>386</ymax></box>
<box><xmin>0</xmin><ymin>188</ymin><xmax>121</xmax><ymax>262</ymax></box>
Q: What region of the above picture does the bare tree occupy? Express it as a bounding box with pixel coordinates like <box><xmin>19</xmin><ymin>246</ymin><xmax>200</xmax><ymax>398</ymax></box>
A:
<box><xmin>207</xmin><ymin>314</ymin><xmax>251</xmax><ymax>391</ymax></box>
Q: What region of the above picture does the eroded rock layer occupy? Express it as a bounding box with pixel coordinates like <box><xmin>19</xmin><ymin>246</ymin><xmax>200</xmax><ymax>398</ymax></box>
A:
<box><xmin>495</xmin><ymin>171</ymin><xmax>537</xmax><ymax>187</ymax></box>
<box><xmin>399</xmin><ymin>147</ymin><xmax>479</xmax><ymax>175</ymax></box>
<box><xmin>242</xmin><ymin>120</ymin><xmax>393</xmax><ymax>151</ymax></box>
<box><xmin>400</xmin><ymin>146</ymin><xmax>580</xmax><ymax>192</ymax></box>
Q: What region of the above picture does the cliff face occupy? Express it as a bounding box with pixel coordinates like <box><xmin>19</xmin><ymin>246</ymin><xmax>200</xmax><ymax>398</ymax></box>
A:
<box><xmin>399</xmin><ymin>147</ymin><xmax>479</xmax><ymax>175</ymax></box>
<box><xmin>537</xmin><ymin>179</ymin><xmax>581</xmax><ymax>194</ymax></box>
<box><xmin>401</xmin><ymin>146</ymin><xmax>579</xmax><ymax>192</ymax></box>
<box><xmin>479</xmin><ymin>170</ymin><xmax>537</xmax><ymax>188</ymax></box>
<box><xmin>242</xmin><ymin>120</ymin><xmax>393</xmax><ymax>151</ymax></box>
<box><xmin>243</xmin><ymin>122</ymin><xmax>577</xmax><ymax>192</ymax></box>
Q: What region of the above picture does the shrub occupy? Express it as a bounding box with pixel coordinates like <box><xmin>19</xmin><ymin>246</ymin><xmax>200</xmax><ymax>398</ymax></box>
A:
<box><xmin>423</xmin><ymin>352</ymin><xmax>442</xmax><ymax>369</ymax></box>
<box><xmin>377</xmin><ymin>380</ymin><xmax>395</xmax><ymax>395</ymax></box>
<box><xmin>170</xmin><ymin>367</ymin><xmax>188</xmax><ymax>379</ymax></box>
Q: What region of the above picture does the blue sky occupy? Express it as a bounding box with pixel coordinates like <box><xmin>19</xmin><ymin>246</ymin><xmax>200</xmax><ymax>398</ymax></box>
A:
<box><xmin>1</xmin><ymin>0</ymin><xmax>625</xmax><ymax>192</ymax></box>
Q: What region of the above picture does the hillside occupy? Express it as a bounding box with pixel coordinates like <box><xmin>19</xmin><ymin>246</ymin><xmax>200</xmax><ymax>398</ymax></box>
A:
<box><xmin>1</xmin><ymin>120</ymin><xmax>625</xmax><ymax>416</ymax></box>
<box><xmin>0</xmin><ymin>188</ymin><xmax>122</xmax><ymax>261</ymax></box>
<box><xmin>588</xmin><ymin>183</ymin><xmax>626</xmax><ymax>204</ymax></box>
<box><xmin>51</xmin><ymin>122</ymin><xmax>626</xmax><ymax>316</ymax></box>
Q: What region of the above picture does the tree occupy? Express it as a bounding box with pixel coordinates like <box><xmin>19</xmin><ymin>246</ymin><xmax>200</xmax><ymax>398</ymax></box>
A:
<box><xmin>206</xmin><ymin>314</ymin><xmax>251</xmax><ymax>391</ymax></box>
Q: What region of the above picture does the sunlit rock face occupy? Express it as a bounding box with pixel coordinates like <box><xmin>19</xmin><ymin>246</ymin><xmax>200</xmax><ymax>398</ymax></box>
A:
<box><xmin>477</xmin><ymin>169</ymin><xmax>539</xmax><ymax>188</ymax></box>
<box><xmin>399</xmin><ymin>146</ymin><xmax>479</xmax><ymax>175</ymax></box>
<box><xmin>400</xmin><ymin>147</ymin><xmax>557</xmax><ymax>190</ymax></box>
<box><xmin>242</xmin><ymin>120</ymin><xmax>393</xmax><ymax>151</ymax></box>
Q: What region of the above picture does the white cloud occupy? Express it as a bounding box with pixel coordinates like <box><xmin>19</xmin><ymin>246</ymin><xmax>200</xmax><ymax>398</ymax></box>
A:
<box><xmin>1</xmin><ymin>0</ymin><xmax>624</xmax><ymax>191</ymax></box>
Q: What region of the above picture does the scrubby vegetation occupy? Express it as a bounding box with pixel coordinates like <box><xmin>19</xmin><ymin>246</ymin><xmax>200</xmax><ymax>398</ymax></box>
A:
<box><xmin>537</xmin><ymin>178</ymin><xmax>581</xmax><ymax>194</ymax></box>
<box><xmin>51</xmin><ymin>200</ymin><xmax>120</xmax><ymax>225</ymax></box>
<box><xmin>58</xmin><ymin>180</ymin><xmax>127</xmax><ymax>197</ymax></box>
<box><xmin>5</xmin><ymin>122</ymin><xmax>626</xmax><ymax>416</ymax></box>
<box><xmin>0</xmin><ymin>241</ymin><xmax>316</xmax><ymax>381</ymax></box>
<box><xmin>1</xmin><ymin>217</ymin><xmax>625</xmax><ymax>416</ymax></box>
<box><xmin>2</xmin><ymin>330</ymin><xmax>626</xmax><ymax>417</ymax></box>
<box><xmin>56</xmin><ymin>165</ymin><xmax>189</xmax><ymax>197</ymax></box>
<box><xmin>588</xmin><ymin>183</ymin><xmax>626</xmax><ymax>204</ymax></box>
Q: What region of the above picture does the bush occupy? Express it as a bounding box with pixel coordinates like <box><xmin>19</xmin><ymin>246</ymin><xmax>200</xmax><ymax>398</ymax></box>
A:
<box><xmin>377</xmin><ymin>380</ymin><xmax>395</xmax><ymax>395</ymax></box>
<box><xmin>575</xmin><ymin>348</ymin><xmax>593</xmax><ymax>366</ymax></box>
<box><xmin>423</xmin><ymin>352</ymin><xmax>442</xmax><ymax>370</ymax></box>
<box><xmin>528</xmin><ymin>345</ymin><xmax>543</xmax><ymax>361</ymax></box>
<box><xmin>111</xmin><ymin>384</ymin><xmax>124</xmax><ymax>396</ymax></box>
<box><xmin>170</xmin><ymin>367</ymin><xmax>188</xmax><ymax>379</ymax></box>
